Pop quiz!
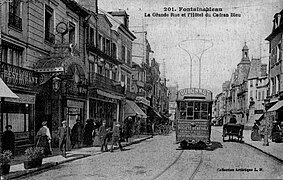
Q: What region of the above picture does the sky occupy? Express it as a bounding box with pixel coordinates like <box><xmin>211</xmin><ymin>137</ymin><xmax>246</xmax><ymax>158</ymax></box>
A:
<box><xmin>98</xmin><ymin>0</ymin><xmax>283</xmax><ymax>97</ymax></box>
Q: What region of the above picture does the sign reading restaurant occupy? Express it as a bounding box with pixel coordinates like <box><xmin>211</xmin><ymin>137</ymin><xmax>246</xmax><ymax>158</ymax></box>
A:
<box><xmin>177</xmin><ymin>88</ymin><xmax>212</xmax><ymax>101</ymax></box>
<box><xmin>0</xmin><ymin>62</ymin><xmax>40</xmax><ymax>88</ymax></box>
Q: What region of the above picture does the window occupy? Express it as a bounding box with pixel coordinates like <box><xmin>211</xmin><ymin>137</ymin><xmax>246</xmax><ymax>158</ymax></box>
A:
<box><xmin>112</xmin><ymin>71</ymin><xmax>116</xmax><ymax>81</ymax></box>
<box><xmin>8</xmin><ymin>0</ymin><xmax>22</xmax><ymax>30</ymax></box>
<box><xmin>98</xmin><ymin>34</ymin><xmax>103</xmax><ymax>50</ymax></box>
<box><xmin>277</xmin><ymin>75</ymin><xmax>280</xmax><ymax>93</ymax></box>
<box><xmin>89</xmin><ymin>27</ymin><xmax>95</xmax><ymax>46</ymax></box>
<box><xmin>127</xmin><ymin>77</ymin><xmax>131</xmax><ymax>91</ymax></box>
<box><xmin>98</xmin><ymin>65</ymin><xmax>102</xmax><ymax>75</ymax></box>
<box><xmin>250</xmin><ymin>91</ymin><xmax>253</xmax><ymax>99</ymax></box>
<box><xmin>44</xmin><ymin>5</ymin><xmax>54</xmax><ymax>44</ymax></box>
<box><xmin>122</xmin><ymin>45</ymin><xmax>126</xmax><ymax>62</ymax></box>
<box><xmin>262</xmin><ymin>91</ymin><xmax>265</xmax><ymax>100</ymax></box>
<box><xmin>1</xmin><ymin>43</ymin><xmax>23</xmax><ymax>66</ymax></box>
<box><xmin>105</xmin><ymin>69</ymin><xmax>110</xmax><ymax>78</ymax></box>
<box><xmin>102</xmin><ymin>37</ymin><xmax>106</xmax><ymax>53</ymax></box>
<box><xmin>250</xmin><ymin>80</ymin><xmax>253</xmax><ymax>87</ymax></box>
<box><xmin>89</xmin><ymin>62</ymin><xmax>94</xmax><ymax>80</ymax></box>
<box><xmin>106</xmin><ymin>39</ymin><xmax>111</xmax><ymax>55</ymax></box>
<box><xmin>69</xmin><ymin>21</ymin><xmax>76</xmax><ymax>45</ymax></box>
<box><xmin>277</xmin><ymin>43</ymin><xmax>281</xmax><ymax>62</ymax></box>
<box><xmin>127</xmin><ymin>49</ymin><xmax>131</xmax><ymax>65</ymax></box>
<box><xmin>258</xmin><ymin>92</ymin><xmax>261</xmax><ymax>101</ymax></box>
<box><xmin>112</xmin><ymin>43</ymin><xmax>117</xmax><ymax>59</ymax></box>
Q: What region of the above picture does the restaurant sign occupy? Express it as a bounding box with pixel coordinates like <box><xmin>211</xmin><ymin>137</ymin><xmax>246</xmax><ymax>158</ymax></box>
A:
<box><xmin>0</xmin><ymin>62</ymin><xmax>40</xmax><ymax>88</ymax></box>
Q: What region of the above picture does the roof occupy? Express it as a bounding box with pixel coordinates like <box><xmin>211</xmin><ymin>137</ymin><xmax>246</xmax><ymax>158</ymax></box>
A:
<box><xmin>242</xmin><ymin>42</ymin><xmax>249</xmax><ymax>50</ymax></box>
<box><xmin>248</xmin><ymin>58</ymin><xmax>261</xmax><ymax>80</ymax></box>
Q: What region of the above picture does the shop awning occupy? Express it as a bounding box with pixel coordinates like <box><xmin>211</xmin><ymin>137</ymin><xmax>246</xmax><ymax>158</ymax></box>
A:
<box><xmin>249</xmin><ymin>114</ymin><xmax>264</xmax><ymax>122</ymax></box>
<box><xmin>267</xmin><ymin>101</ymin><xmax>283</xmax><ymax>112</ymax></box>
<box><xmin>124</xmin><ymin>100</ymin><xmax>147</xmax><ymax>119</ymax></box>
<box><xmin>0</xmin><ymin>78</ymin><xmax>19</xmax><ymax>99</ymax></box>
<box><xmin>148</xmin><ymin>107</ymin><xmax>162</xmax><ymax>118</ymax></box>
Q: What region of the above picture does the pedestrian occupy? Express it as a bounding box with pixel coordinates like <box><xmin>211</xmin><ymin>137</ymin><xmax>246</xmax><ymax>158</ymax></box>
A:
<box><xmin>251</xmin><ymin>121</ymin><xmax>261</xmax><ymax>141</ymax></box>
<box><xmin>229</xmin><ymin>115</ymin><xmax>237</xmax><ymax>124</ymax></box>
<box><xmin>35</xmin><ymin>121</ymin><xmax>52</xmax><ymax>156</ymax></box>
<box><xmin>59</xmin><ymin>121</ymin><xmax>71</xmax><ymax>158</ymax></box>
<box><xmin>110</xmin><ymin>121</ymin><xmax>123</xmax><ymax>152</ymax></box>
<box><xmin>71</xmin><ymin>119</ymin><xmax>84</xmax><ymax>149</ymax></box>
<box><xmin>123</xmin><ymin>117</ymin><xmax>132</xmax><ymax>142</ymax></box>
<box><xmin>2</xmin><ymin>125</ymin><xmax>15</xmax><ymax>156</ymax></box>
<box><xmin>98</xmin><ymin>120</ymin><xmax>109</xmax><ymax>152</ymax></box>
<box><xmin>83</xmin><ymin>119</ymin><xmax>95</xmax><ymax>146</ymax></box>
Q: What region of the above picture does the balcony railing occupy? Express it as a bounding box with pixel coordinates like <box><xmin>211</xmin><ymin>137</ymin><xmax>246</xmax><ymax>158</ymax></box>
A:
<box><xmin>45</xmin><ymin>31</ymin><xmax>55</xmax><ymax>44</ymax></box>
<box><xmin>89</xmin><ymin>73</ymin><xmax>124</xmax><ymax>94</ymax></box>
<box><xmin>86</xmin><ymin>44</ymin><xmax>120</xmax><ymax>65</ymax></box>
<box><xmin>8</xmin><ymin>12</ymin><xmax>22</xmax><ymax>31</ymax></box>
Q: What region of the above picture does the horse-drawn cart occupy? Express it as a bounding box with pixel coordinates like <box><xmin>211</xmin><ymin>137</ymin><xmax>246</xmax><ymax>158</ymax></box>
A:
<box><xmin>222</xmin><ymin>123</ymin><xmax>244</xmax><ymax>142</ymax></box>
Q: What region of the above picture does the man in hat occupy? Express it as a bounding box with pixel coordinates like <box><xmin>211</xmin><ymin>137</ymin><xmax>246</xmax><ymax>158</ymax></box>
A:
<box><xmin>71</xmin><ymin>119</ymin><xmax>84</xmax><ymax>148</ymax></box>
<box><xmin>35</xmin><ymin>121</ymin><xmax>52</xmax><ymax>156</ymax></box>
<box><xmin>2</xmin><ymin>125</ymin><xmax>15</xmax><ymax>156</ymax></box>
<box><xmin>110</xmin><ymin>121</ymin><xmax>123</xmax><ymax>152</ymax></box>
<box><xmin>59</xmin><ymin>120</ymin><xmax>71</xmax><ymax>158</ymax></box>
<box><xmin>99</xmin><ymin>120</ymin><xmax>109</xmax><ymax>152</ymax></box>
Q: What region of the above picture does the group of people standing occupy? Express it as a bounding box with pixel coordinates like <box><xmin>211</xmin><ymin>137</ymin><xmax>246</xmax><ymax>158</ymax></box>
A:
<box><xmin>1</xmin><ymin>118</ymin><xmax>128</xmax><ymax>158</ymax></box>
<box><xmin>34</xmin><ymin>118</ymin><xmax>126</xmax><ymax>158</ymax></box>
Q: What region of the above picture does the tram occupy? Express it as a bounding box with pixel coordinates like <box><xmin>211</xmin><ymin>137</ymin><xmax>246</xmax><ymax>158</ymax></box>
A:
<box><xmin>176</xmin><ymin>88</ymin><xmax>213</xmax><ymax>149</ymax></box>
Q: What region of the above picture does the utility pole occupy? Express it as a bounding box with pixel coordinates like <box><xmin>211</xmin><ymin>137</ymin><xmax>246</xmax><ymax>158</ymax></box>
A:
<box><xmin>178</xmin><ymin>44</ymin><xmax>193</xmax><ymax>88</ymax></box>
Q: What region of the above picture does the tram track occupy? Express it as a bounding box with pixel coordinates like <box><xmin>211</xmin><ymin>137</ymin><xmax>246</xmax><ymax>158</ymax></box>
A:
<box><xmin>151</xmin><ymin>148</ymin><xmax>204</xmax><ymax>180</ymax></box>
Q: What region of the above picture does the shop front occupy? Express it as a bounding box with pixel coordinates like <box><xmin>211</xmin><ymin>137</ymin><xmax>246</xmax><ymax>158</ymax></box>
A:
<box><xmin>88</xmin><ymin>89</ymin><xmax>123</xmax><ymax>128</ymax></box>
<box><xmin>135</xmin><ymin>96</ymin><xmax>150</xmax><ymax>133</ymax></box>
<box><xmin>0</xmin><ymin>61</ymin><xmax>40</xmax><ymax>153</ymax></box>
<box><xmin>35</xmin><ymin>56</ymin><xmax>88</xmax><ymax>147</ymax></box>
<box><xmin>124</xmin><ymin>100</ymin><xmax>147</xmax><ymax>135</ymax></box>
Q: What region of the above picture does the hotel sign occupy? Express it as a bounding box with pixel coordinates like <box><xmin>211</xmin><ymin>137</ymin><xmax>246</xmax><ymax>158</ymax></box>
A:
<box><xmin>177</xmin><ymin>88</ymin><xmax>212</xmax><ymax>101</ymax></box>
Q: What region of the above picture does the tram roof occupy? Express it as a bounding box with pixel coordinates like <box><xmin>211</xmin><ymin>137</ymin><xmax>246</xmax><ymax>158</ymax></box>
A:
<box><xmin>176</xmin><ymin>99</ymin><xmax>213</xmax><ymax>102</ymax></box>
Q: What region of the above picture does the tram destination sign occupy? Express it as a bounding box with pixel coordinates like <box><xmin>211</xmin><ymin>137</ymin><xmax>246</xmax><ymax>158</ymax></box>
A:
<box><xmin>177</xmin><ymin>88</ymin><xmax>212</xmax><ymax>101</ymax></box>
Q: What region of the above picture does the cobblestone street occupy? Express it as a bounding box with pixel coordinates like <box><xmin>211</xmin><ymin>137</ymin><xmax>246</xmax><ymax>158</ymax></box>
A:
<box><xmin>17</xmin><ymin>127</ymin><xmax>283</xmax><ymax>180</ymax></box>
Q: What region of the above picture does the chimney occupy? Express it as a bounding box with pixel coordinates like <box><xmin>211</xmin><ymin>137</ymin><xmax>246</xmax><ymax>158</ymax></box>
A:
<box><xmin>109</xmin><ymin>10</ymin><xmax>129</xmax><ymax>28</ymax></box>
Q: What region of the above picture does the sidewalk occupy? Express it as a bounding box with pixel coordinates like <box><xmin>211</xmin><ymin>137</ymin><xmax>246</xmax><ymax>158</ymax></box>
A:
<box><xmin>242</xmin><ymin>130</ymin><xmax>283</xmax><ymax>163</ymax></box>
<box><xmin>214</xmin><ymin>126</ymin><xmax>283</xmax><ymax>163</ymax></box>
<box><xmin>3</xmin><ymin>135</ymin><xmax>153</xmax><ymax>180</ymax></box>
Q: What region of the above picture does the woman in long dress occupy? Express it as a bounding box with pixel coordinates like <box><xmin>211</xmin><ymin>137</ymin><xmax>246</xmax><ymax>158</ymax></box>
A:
<box><xmin>35</xmin><ymin>121</ymin><xmax>52</xmax><ymax>156</ymax></box>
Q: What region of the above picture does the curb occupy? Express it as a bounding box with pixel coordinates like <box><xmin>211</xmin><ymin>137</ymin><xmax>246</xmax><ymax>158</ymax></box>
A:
<box><xmin>243</xmin><ymin>142</ymin><xmax>283</xmax><ymax>163</ymax></box>
<box><xmin>5</xmin><ymin>135</ymin><xmax>153</xmax><ymax>180</ymax></box>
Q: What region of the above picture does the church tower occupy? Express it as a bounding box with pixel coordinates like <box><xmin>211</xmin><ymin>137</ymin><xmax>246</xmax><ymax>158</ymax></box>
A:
<box><xmin>241</xmin><ymin>42</ymin><xmax>249</xmax><ymax>62</ymax></box>
<box><xmin>237</xmin><ymin>42</ymin><xmax>251</xmax><ymax>84</ymax></box>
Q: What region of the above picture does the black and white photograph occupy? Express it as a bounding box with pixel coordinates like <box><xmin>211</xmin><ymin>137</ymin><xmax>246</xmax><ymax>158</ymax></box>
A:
<box><xmin>0</xmin><ymin>0</ymin><xmax>283</xmax><ymax>179</ymax></box>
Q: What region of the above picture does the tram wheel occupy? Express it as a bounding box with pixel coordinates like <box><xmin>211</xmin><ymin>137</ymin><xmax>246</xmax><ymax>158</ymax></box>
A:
<box><xmin>180</xmin><ymin>141</ymin><xmax>187</xmax><ymax>149</ymax></box>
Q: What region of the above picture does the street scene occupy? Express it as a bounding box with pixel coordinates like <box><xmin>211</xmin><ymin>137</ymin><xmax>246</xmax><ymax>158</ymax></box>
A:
<box><xmin>0</xmin><ymin>0</ymin><xmax>283</xmax><ymax>179</ymax></box>
<box><xmin>16</xmin><ymin>128</ymin><xmax>283</xmax><ymax>180</ymax></box>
